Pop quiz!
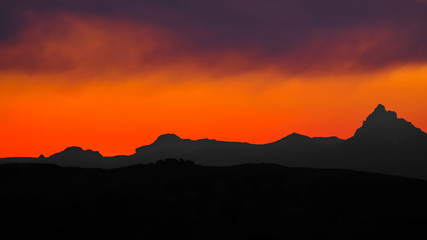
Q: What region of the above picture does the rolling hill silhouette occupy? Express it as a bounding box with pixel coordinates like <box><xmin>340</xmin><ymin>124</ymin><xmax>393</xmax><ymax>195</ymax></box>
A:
<box><xmin>1</xmin><ymin>161</ymin><xmax>427</xmax><ymax>239</ymax></box>
<box><xmin>1</xmin><ymin>104</ymin><xmax>426</xmax><ymax>179</ymax></box>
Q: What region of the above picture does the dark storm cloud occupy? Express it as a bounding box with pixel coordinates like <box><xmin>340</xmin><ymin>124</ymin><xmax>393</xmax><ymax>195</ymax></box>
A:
<box><xmin>1</xmin><ymin>0</ymin><xmax>427</xmax><ymax>73</ymax></box>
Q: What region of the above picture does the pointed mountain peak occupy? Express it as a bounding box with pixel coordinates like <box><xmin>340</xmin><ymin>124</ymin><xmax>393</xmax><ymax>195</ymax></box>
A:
<box><xmin>367</xmin><ymin>104</ymin><xmax>397</xmax><ymax>122</ymax></box>
<box><xmin>350</xmin><ymin>104</ymin><xmax>426</xmax><ymax>145</ymax></box>
<box><xmin>276</xmin><ymin>133</ymin><xmax>312</xmax><ymax>143</ymax></box>
<box><xmin>374</xmin><ymin>104</ymin><xmax>386</xmax><ymax>113</ymax></box>
<box><xmin>154</xmin><ymin>133</ymin><xmax>182</xmax><ymax>144</ymax></box>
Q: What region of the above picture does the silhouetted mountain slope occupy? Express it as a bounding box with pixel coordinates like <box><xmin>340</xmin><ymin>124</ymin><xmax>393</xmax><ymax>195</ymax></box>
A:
<box><xmin>135</xmin><ymin>133</ymin><xmax>259</xmax><ymax>165</ymax></box>
<box><xmin>1</xmin><ymin>104</ymin><xmax>426</xmax><ymax>179</ymax></box>
<box><xmin>312</xmin><ymin>136</ymin><xmax>344</xmax><ymax>146</ymax></box>
<box><xmin>274</xmin><ymin>132</ymin><xmax>313</xmax><ymax>144</ymax></box>
<box><xmin>348</xmin><ymin>104</ymin><xmax>427</xmax><ymax>147</ymax></box>
<box><xmin>0</xmin><ymin>161</ymin><xmax>426</xmax><ymax>240</ymax></box>
<box><xmin>134</xmin><ymin>132</ymin><xmax>340</xmax><ymax>167</ymax></box>
<box><xmin>331</xmin><ymin>104</ymin><xmax>427</xmax><ymax>179</ymax></box>
<box><xmin>49</xmin><ymin>146</ymin><xmax>103</xmax><ymax>159</ymax></box>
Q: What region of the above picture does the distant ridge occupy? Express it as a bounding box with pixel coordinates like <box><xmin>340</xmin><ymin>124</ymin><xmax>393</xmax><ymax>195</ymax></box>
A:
<box><xmin>276</xmin><ymin>132</ymin><xmax>313</xmax><ymax>143</ymax></box>
<box><xmin>1</xmin><ymin>104</ymin><xmax>426</xmax><ymax>179</ymax></box>
<box><xmin>49</xmin><ymin>146</ymin><xmax>103</xmax><ymax>159</ymax></box>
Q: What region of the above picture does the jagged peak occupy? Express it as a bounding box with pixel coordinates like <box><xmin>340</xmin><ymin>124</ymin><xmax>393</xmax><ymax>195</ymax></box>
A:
<box><xmin>350</xmin><ymin>104</ymin><xmax>426</xmax><ymax>143</ymax></box>
<box><xmin>366</xmin><ymin>104</ymin><xmax>397</xmax><ymax>122</ymax></box>
<box><xmin>374</xmin><ymin>104</ymin><xmax>386</xmax><ymax>112</ymax></box>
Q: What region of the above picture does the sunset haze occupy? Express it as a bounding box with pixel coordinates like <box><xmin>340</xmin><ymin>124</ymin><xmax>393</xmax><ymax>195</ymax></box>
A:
<box><xmin>1</xmin><ymin>0</ymin><xmax>426</xmax><ymax>157</ymax></box>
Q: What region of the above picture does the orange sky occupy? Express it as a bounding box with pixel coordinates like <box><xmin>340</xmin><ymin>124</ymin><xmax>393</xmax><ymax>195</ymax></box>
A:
<box><xmin>1</xmin><ymin>14</ymin><xmax>427</xmax><ymax>157</ymax></box>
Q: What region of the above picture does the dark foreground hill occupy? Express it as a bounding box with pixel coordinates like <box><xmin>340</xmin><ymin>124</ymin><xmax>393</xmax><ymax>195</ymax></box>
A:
<box><xmin>1</xmin><ymin>160</ymin><xmax>427</xmax><ymax>240</ymax></box>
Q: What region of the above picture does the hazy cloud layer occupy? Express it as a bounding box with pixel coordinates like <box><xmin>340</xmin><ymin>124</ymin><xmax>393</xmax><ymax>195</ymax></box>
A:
<box><xmin>1</xmin><ymin>0</ymin><xmax>427</xmax><ymax>76</ymax></box>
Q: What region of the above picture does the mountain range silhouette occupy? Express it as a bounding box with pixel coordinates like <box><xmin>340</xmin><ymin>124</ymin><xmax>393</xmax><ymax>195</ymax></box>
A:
<box><xmin>1</xmin><ymin>104</ymin><xmax>427</xmax><ymax>239</ymax></box>
<box><xmin>2</xmin><ymin>104</ymin><xmax>427</xmax><ymax>179</ymax></box>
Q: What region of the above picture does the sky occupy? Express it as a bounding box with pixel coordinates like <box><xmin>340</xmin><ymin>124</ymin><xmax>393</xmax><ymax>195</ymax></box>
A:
<box><xmin>1</xmin><ymin>0</ymin><xmax>427</xmax><ymax>157</ymax></box>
